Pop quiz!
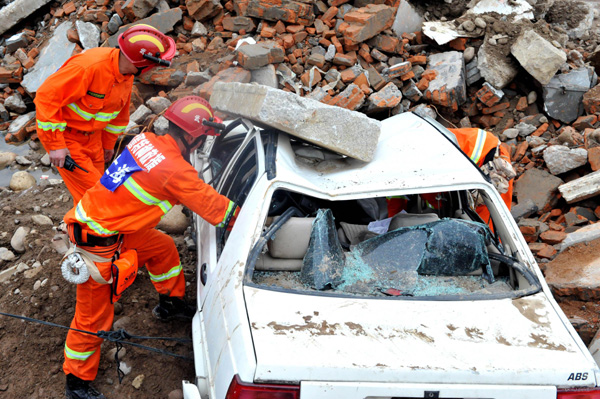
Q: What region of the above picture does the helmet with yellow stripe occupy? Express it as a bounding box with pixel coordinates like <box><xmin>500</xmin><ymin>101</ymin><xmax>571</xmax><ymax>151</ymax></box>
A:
<box><xmin>118</xmin><ymin>24</ymin><xmax>176</xmax><ymax>72</ymax></box>
<box><xmin>164</xmin><ymin>96</ymin><xmax>222</xmax><ymax>138</ymax></box>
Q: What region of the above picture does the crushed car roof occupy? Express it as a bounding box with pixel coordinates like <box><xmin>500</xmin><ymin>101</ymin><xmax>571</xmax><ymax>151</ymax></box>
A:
<box><xmin>274</xmin><ymin>112</ymin><xmax>488</xmax><ymax>196</ymax></box>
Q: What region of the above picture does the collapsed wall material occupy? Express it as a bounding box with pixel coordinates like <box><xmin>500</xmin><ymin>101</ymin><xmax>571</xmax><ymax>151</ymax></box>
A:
<box><xmin>0</xmin><ymin>0</ymin><xmax>53</xmax><ymax>36</ymax></box>
<box><xmin>209</xmin><ymin>82</ymin><xmax>382</xmax><ymax>162</ymax></box>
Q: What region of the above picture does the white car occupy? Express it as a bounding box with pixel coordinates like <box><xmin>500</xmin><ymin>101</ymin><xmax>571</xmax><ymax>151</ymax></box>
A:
<box><xmin>184</xmin><ymin>113</ymin><xmax>600</xmax><ymax>399</ymax></box>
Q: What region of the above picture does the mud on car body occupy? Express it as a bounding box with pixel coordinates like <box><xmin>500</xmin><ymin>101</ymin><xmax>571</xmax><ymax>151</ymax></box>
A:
<box><xmin>183</xmin><ymin>114</ymin><xmax>600</xmax><ymax>399</ymax></box>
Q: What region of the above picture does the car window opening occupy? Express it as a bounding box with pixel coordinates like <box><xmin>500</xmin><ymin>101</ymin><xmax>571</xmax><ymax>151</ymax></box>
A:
<box><xmin>248</xmin><ymin>189</ymin><xmax>541</xmax><ymax>300</ymax></box>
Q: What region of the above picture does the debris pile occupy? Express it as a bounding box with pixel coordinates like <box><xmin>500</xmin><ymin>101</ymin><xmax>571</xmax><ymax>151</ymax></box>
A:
<box><xmin>2</xmin><ymin>0</ymin><xmax>600</xmax><ymax>342</ymax></box>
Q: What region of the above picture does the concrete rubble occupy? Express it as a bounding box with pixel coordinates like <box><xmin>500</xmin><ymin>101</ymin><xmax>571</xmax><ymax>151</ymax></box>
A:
<box><xmin>2</xmin><ymin>0</ymin><xmax>600</xmax><ymax>346</ymax></box>
<box><xmin>210</xmin><ymin>81</ymin><xmax>381</xmax><ymax>162</ymax></box>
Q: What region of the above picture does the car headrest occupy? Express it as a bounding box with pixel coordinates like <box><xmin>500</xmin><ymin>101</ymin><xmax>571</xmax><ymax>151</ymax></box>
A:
<box><xmin>267</xmin><ymin>217</ymin><xmax>315</xmax><ymax>259</ymax></box>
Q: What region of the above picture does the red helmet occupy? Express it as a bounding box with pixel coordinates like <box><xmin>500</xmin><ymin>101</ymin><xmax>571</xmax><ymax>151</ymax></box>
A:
<box><xmin>118</xmin><ymin>25</ymin><xmax>176</xmax><ymax>72</ymax></box>
<box><xmin>164</xmin><ymin>96</ymin><xmax>222</xmax><ymax>137</ymax></box>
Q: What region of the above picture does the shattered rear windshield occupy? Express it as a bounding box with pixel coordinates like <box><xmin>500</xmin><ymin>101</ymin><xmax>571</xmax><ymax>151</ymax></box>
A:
<box><xmin>250</xmin><ymin>205</ymin><xmax>539</xmax><ymax>299</ymax></box>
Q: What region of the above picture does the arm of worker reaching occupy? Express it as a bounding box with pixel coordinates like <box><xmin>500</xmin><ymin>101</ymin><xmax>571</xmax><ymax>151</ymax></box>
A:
<box><xmin>165</xmin><ymin>162</ymin><xmax>240</xmax><ymax>229</ymax></box>
<box><xmin>101</xmin><ymin>91</ymin><xmax>132</xmax><ymax>162</ymax></box>
<box><xmin>34</xmin><ymin>63</ymin><xmax>91</xmax><ymax>151</ymax></box>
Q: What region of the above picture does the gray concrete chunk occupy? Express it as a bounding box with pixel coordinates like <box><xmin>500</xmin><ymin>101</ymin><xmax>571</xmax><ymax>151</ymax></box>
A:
<box><xmin>511</xmin><ymin>30</ymin><xmax>567</xmax><ymax>85</ymax></box>
<box><xmin>107</xmin><ymin>8</ymin><xmax>182</xmax><ymax>47</ymax></box>
<box><xmin>543</xmin><ymin>67</ymin><xmax>596</xmax><ymax>124</ymax></box>
<box><xmin>0</xmin><ymin>0</ymin><xmax>52</xmax><ymax>36</ymax></box>
<box><xmin>478</xmin><ymin>42</ymin><xmax>518</xmax><ymax>89</ymax></box>
<box><xmin>210</xmin><ymin>82</ymin><xmax>381</xmax><ymax>162</ymax></box>
<box><xmin>558</xmin><ymin>170</ymin><xmax>600</xmax><ymax>204</ymax></box>
<box><xmin>543</xmin><ymin>145</ymin><xmax>588</xmax><ymax>175</ymax></box>
<box><xmin>514</xmin><ymin>168</ymin><xmax>563</xmax><ymax>212</ymax></box>
<box><xmin>21</xmin><ymin>22</ymin><xmax>76</xmax><ymax>95</ymax></box>
<box><xmin>76</xmin><ymin>21</ymin><xmax>100</xmax><ymax>50</ymax></box>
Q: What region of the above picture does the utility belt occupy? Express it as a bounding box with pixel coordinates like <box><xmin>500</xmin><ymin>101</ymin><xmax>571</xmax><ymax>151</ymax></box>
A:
<box><xmin>63</xmin><ymin>224</ymin><xmax>138</xmax><ymax>303</ymax></box>
<box><xmin>69</xmin><ymin>223</ymin><xmax>120</xmax><ymax>247</ymax></box>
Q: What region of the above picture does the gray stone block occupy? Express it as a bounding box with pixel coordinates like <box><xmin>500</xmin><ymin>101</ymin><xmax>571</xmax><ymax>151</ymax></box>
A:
<box><xmin>477</xmin><ymin>42</ymin><xmax>518</xmax><ymax>89</ymax></box>
<box><xmin>391</xmin><ymin>0</ymin><xmax>423</xmax><ymax>35</ymax></box>
<box><xmin>543</xmin><ymin>67</ymin><xmax>596</xmax><ymax>124</ymax></box>
<box><xmin>511</xmin><ymin>198</ymin><xmax>538</xmax><ymax>222</ymax></box>
<box><xmin>543</xmin><ymin>145</ymin><xmax>588</xmax><ymax>175</ymax></box>
<box><xmin>511</xmin><ymin>30</ymin><xmax>566</xmax><ymax>85</ymax></box>
<box><xmin>0</xmin><ymin>0</ymin><xmax>52</xmax><ymax>35</ymax></box>
<box><xmin>76</xmin><ymin>21</ymin><xmax>100</xmax><ymax>50</ymax></box>
<box><xmin>21</xmin><ymin>22</ymin><xmax>76</xmax><ymax>95</ymax></box>
<box><xmin>251</xmin><ymin>65</ymin><xmax>278</xmax><ymax>88</ymax></box>
<box><xmin>5</xmin><ymin>32</ymin><xmax>29</xmax><ymax>54</ymax></box>
<box><xmin>209</xmin><ymin>82</ymin><xmax>381</xmax><ymax>162</ymax></box>
<box><xmin>107</xmin><ymin>8</ymin><xmax>182</xmax><ymax>47</ymax></box>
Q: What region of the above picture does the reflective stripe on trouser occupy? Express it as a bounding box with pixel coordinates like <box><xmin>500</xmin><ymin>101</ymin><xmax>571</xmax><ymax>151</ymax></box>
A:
<box><xmin>63</xmin><ymin>228</ymin><xmax>183</xmax><ymax>380</ymax></box>
<box><xmin>38</xmin><ymin>128</ymin><xmax>105</xmax><ymax>205</ymax></box>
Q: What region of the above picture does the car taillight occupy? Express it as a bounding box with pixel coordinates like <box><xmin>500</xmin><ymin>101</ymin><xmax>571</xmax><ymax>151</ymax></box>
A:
<box><xmin>557</xmin><ymin>388</ymin><xmax>600</xmax><ymax>398</ymax></box>
<box><xmin>226</xmin><ymin>375</ymin><xmax>300</xmax><ymax>399</ymax></box>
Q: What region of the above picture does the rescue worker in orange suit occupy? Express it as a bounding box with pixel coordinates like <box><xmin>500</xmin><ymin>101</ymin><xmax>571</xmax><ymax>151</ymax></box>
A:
<box><xmin>60</xmin><ymin>96</ymin><xmax>239</xmax><ymax>399</ymax></box>
<box><xmin>34</xmin><ymin>24</ymin><xmax>176</xmax><ymax>205</ymax></box>
<box><xmin>387</xmin><ymin>128</ymin><xmax>516</xmax><ymax>226</ymax></box>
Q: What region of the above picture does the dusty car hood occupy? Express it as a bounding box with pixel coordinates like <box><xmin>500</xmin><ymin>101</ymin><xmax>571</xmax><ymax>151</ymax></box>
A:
<box><xmin>244</xmin><ymin>286</ymin><xmax>596</xmax><ymax>387</ymax></box>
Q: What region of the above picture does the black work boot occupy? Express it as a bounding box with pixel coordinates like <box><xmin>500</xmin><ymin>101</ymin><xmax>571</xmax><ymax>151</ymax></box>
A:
<box><xmin>152</xmin><ymin>294</ymin><xmax>196</xmax><ymax>322</ymax></box>
<box><xmin>65</xmin><ymin>374</ymin><xmax>106</xmax><ymax>399</ymax></box>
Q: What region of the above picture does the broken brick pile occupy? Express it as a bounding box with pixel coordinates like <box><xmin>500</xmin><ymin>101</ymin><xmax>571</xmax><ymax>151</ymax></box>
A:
<box><xmin>2</xmin><ymin>0</ymin><xmax>600</xmax><ymax>307</ymax></box>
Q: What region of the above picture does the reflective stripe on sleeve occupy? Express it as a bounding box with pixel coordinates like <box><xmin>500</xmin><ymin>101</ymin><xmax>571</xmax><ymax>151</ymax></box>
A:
<box><xmin>123</xmin><ymin>177</ymin><xmax>172</xmax><ymax>214</ymax></box>
<box><xmin>470</xmin><ymin>129</ymin><xmax>487</xmax><ymax>165</ymax></box>
<box><xmin>75</xmin><ymin>202</ymin><xmax>119</xmax><ymax>236</ymax></box>
<box><xmin>148</xmin><ymin>264</ymin><xmax>182</xmax><ymax>283</ymax></box>
<box><xmin>104</xmin><ymin>124</ymin><xmax>127</xmax><ymax>134</ymax></box>
<box><xmin>216</xmin><ymin>201</ymin><xmax>236</xmax><ymax>228</ymax></box>
<box><xmin>67</xmin><ymin>103</ymin><xmax>121</xmax><ymax>123</ymax></box>
<box><xmin>37</xmin><ymin>120</ymin><xmax>67</xmax><ymax>132</ymax></box>
<box><xmin>64</xmin><ymin>344</ymin><xmax>95</xmax><ymax>361</ymax></box>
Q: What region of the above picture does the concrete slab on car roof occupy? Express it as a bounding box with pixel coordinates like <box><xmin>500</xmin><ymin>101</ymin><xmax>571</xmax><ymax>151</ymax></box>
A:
<box><xmin>209</xmin><ymin>82</ymin><xmax>381</xmax><ymax>162</ymax></box>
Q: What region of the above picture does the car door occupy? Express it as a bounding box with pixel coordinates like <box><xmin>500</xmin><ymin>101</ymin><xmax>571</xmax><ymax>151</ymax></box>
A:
<box><xmin>196</xmin><ymin>123</ymin><xmax>265</xmax><ymax>308</ymax></box>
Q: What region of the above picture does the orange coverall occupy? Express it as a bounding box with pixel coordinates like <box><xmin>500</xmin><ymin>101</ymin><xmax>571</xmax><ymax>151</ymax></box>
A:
<box><xmin>387</xmin><ymin>128</ymin><xmax>513</xmax><ymax>224</ymax></box>
<box><xmin>34</xmin><ymin>47</ymin><xmax>133</xmax><ymax>204</ymax></box>
<box><xmin>61</xmin><ymin>132</ymin><xmax>237</xmax><ymax>381</ymax></box>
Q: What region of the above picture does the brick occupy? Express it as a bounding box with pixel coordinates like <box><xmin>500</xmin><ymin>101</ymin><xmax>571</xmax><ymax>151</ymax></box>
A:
<box><xmin>260</xmin><ymin>25</ymin><xmax>276</xmax><ymax>38</ymax></box>
<box><xmin>340</xmin><ymin>66</ymin><xmax>361</xmax><ymax>83</ymax></box>
<box><xmin>408</xmin><ymin>55</ymin><xmax>426</xmax><ymax>65</ymax></box>
<box><xmin>293</xmin><ymin>31</ymin><xmax>308</xmax><ymax>44</ymax></box>
<box><xmin>370</xmin><ymin>48</ymin><xmax>388</xmax><ymax>62</ymax></box>
<box><xmin>532</xmin><ymin>123</ymin><xmax>549</xmax><ymax>137</ymax></box>
<box><xmin>482</xmin><ymin>102</ymin><xmax>510</xmax><ymax>115</ymax></box>
<box><xmin>368</xmin><ymin>35</ymin><xmax>399</xmax><ymax>53</ymax></box>
<box><xmin>333</xmin><ymin>52</ymin><xmax>356</xmax><ymax>67</ymax></box>
<box><xmin>424</xmin><ymin>51</ymin><xmax>467</xmax><ymax>111</ymax></box>
<box><xmin>448</xmin><ymin>37</ymin><xmax>467</xmax><ymax>51</ymax></box>
<box><xmin>516</xmin><ymin>96</ymin><xmax>528</xmax><ymax>111</ymax></box>
<box><xmin>358</xmin><ymin>44</ymin><xmax>373</xmax><ymax>63</ymax></box>
<box><xmin>573</xmin><ymin>115</ymin><xmax>598</xmax><ymax>131</ymax></box>
<box><xmin>301</xmin><ymin>68</ymin><xmax>321</xmax><ymax>87</ymax></box>
<box><xmin>384</xmin><ymin>61</ymin><xmax>411</xmax><ymax>79</ymax></box>
<box><xmin>222</xmin><ymin>15</ymin><xmax>256</xmax><ymax>32</ymax></box>
<box><xmin>342</xmin><ymin>4</ymin><xmax>395</xmax><ymax>46</ymax></box>
<box><xmin>63</xmin><ymin>1</ymin><xmax>76</xmax><ymax>14</ymax></box>
<box><xmin>195</xmin><ymin>67</ymin><xmax>251</xmax><ymax>100</ymax></box>
<box><xmin>331</xmin><ymin>36</ymin><xmax>343</xmax><ymax>53</ymax></box>
<box><xmin>326</xmin><ymin>83</ymin><xmax>366</xmax><ymax>111</ymax></box>
<box><xmin>475</xmin><ymin>82</ymin><xmax>504</xmax><ymax>107</ymax></box>
<box><xmin>540</xmin><ymin>230</ymin><xmax>567</xmax><ymax>245</ymax></box>
<box><xmin>186</xmin><ymin>0</ymin><xmax>223</xmax><ymax>21</ymax></box>
<box><xmin>307</xmin><ymin>53</ymin><xmax>326</xmax><ymax>68</ymax></box>
<box><xmin>240</xmin><ymin>0</ymin><xmax>315</xmax><ymax>25</ymax></box>
<box><xmin>286</xmin><ymin>24</ymin><xmax>304</xmax><ymax>33</ymax></box>
<box><xmin>322</xmin><ymin>6</ymin><xmax>338</xmax><ymax>23</ymax></box>
<box><xmin>353</xmin><ymin>73</ymin><xmax>368</xmax><ymax>88</ymax></box>
<box><xmin>274</xmin><ymin>20</ymin><xmax>286</xmax><ymax>34</ymax></box>
<box><xmin>366</xmin><ymin>82</ymin><xmax>402</xmax><ymax>110</ymax></box>
<box><xmin>513</xmin><ymin>140</ymin><xmax>529</xmax><ymax>162</ymax></box>
<box><xmin>589</xmin><ymin>147</ymin><xmax>600</xmax><ymax>171</ymax></box>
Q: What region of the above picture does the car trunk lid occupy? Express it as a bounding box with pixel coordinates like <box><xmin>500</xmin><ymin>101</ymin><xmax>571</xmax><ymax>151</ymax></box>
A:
<box><xmin>244</xmin><ymin>286</ymin><xmax>596</xmax><ymax>389</ymax></box>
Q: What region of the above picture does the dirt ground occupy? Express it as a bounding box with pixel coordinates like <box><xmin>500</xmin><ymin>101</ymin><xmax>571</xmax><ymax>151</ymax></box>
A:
<box><xmin>0</xmin><ymin>184</ymin><xmax>197</xmax><ymax>398</ymax></box>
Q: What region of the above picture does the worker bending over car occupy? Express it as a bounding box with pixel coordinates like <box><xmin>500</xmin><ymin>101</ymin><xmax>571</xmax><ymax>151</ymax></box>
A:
<box><xmin>34</xmin><ymin>24</ymin><xmax>175</xmax><ymax>204</ymax></box>
<box><xmin>60</xmin><ymin>96</ymin><xmax>239</xmax><ymax>399</ymax></box>
<box><xmin>387</xmin><ymin>128</ymin><xmax>515</xmax><ymax>226</ymax></box>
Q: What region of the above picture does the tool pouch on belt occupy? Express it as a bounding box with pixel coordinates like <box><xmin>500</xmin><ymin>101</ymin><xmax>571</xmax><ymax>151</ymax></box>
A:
<box><xmin>110</xmin><ymin>249</ymin><xmax>138</xmax><ymax>303</ymax></box>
